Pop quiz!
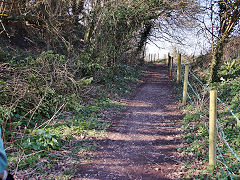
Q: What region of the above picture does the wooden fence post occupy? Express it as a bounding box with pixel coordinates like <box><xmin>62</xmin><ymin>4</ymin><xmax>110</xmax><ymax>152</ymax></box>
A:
<box><xmin>177</xmin><ymin>53</ymin><xmax>181</xmax><ymax>83</ymax></box>
<box><xmin>169</xmin><ymin>56</ymin><xmax>173</xmax><ymax>79</ymax></box>
<box><xmin>182</xmin><ymin>65</ymin><xmax>189</xmax><ymax>106</ymax></box>
<box><xmin>209</xmin><ymin>89</ymin><xmax>217</xmax><ymax>168</ymax></box>
<box><xmin>168</xmin><ymin>53</ymin><xmax>170</xmax><ymax>67</ymax></box>
<box><xmin>154</xmin><ymin>54</ymin><xmax>156</xmax><ymax>61</ymax></box>
<box><xmin>149</xmin><ymin>54</ymin><xmax>150</xmax><ymax>61</ymax></box>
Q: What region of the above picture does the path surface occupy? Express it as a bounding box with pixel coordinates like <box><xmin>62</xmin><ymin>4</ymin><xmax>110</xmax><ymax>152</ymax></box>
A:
<box><xmin>74</xmin><ymin>63</ymin><xmax>183</xmax><ymax>180</ymax></box>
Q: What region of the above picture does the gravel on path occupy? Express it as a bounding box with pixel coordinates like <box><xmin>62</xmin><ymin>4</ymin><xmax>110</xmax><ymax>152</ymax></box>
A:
<box><xmin>74</xmin><ymin>63</ymin><xmax>184</xmax><ymax>180</ymax></box>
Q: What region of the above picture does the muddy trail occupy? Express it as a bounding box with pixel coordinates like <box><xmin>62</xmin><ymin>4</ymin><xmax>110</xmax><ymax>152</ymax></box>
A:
<box><xmin>74</xmin><ymin>63</ymin><xmax>184</xmax><ymax>180</ymax></box>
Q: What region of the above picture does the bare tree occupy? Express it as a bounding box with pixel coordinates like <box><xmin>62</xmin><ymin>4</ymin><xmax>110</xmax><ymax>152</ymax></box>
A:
<box><xmin>208</xmin><ymin>0</ymin><xmax>240</xmax><ymax>82</ymax></box>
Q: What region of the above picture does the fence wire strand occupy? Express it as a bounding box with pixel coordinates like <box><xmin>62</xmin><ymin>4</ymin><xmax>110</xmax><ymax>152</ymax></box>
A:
<box><xmin>179</xmin><ymin>64</ymin><xmax>239</xmax><ymax>178</ymax></box>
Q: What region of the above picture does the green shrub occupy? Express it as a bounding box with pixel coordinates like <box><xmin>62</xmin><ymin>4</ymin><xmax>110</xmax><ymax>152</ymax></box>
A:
<box><xmin>23</xmin><ymin>129</ymin><xmax>61</xmax><ymax>151</ymax></box>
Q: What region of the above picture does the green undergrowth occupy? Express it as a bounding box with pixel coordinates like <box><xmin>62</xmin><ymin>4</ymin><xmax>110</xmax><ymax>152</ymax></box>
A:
<box><xmin>0</xmin><ymin>49</ymin><xmax>142</xmax><ymax>178</ymax></box>
<box><xmin>7</xmin><ymin>99</ymin><xmax>126</xmax><ymax>178</ymax></box>
<box><xmin>179</xmin><ymin>105</ymin><xmax>240</xmax><ymax>179</ymax></box>
<box><xmin>216</xmin><ymin>58</ymin><xmax>240</xmax><ymax>129</ymax></box>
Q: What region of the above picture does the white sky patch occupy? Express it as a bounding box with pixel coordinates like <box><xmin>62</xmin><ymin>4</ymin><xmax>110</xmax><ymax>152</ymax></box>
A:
<box><xmin>146</xmin><ymin>27</ymin><xmax>212</xmax><ymax>58</ymax></box>
<box><xmin>146</xmin><ymin>41</ymin><xmax>169</xmax><ymax>59</ymax></box>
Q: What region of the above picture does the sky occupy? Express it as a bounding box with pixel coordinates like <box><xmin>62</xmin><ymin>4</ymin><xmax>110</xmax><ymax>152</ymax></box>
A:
<box><xmin>145</xmin><ymin>0</ymin><xmax>213</xmax><ymax>60</ymax></box>
<box><xmin>145</xmin><ymin>30</ymin><xmax>211</xmax><ymax>60</ymax></box>
<box><xmin>145</xmin><ymin>41</ymin><xmax>170</xmax><ymax>59</ymax></box>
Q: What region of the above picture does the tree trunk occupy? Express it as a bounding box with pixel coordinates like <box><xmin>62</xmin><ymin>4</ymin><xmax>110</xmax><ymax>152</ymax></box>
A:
<box><xmin>210</xmin><ymin>43</ymin><xmax>223</xmax><ymax>83</ymax></box>
<box><xmin>209</xmin><ymin>1</ymin><xmax>240</xmax><ymax>83</ymax></box>
<box><xmin>136</xmin><ymin>22</ymin><xmax>152</xmax><ymax>65</ymax></box>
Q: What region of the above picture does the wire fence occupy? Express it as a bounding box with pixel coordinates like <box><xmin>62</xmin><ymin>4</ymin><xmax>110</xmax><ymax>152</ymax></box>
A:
<box><xmin>144</xmin><ymin>53</ymin><xmax>166</xmax><ymax>62</ymax></box>
<box><xmin>170</xmin><ymin>61</ymin><xmax>240</xmax><ymax>179</ymax></box>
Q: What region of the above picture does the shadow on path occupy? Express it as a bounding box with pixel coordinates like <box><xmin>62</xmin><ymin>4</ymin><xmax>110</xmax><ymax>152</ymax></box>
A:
<box><xmin>73</xmin><ymin>63</ymin><xmax>183</xmax><ymax>180</ymax></box>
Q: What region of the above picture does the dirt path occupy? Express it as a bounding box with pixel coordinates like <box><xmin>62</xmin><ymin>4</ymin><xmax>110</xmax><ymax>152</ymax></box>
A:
<box><xmin>74</xmin><ymin>63</ymin><xmax>184</xmax><ymax>180</ymax></box>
